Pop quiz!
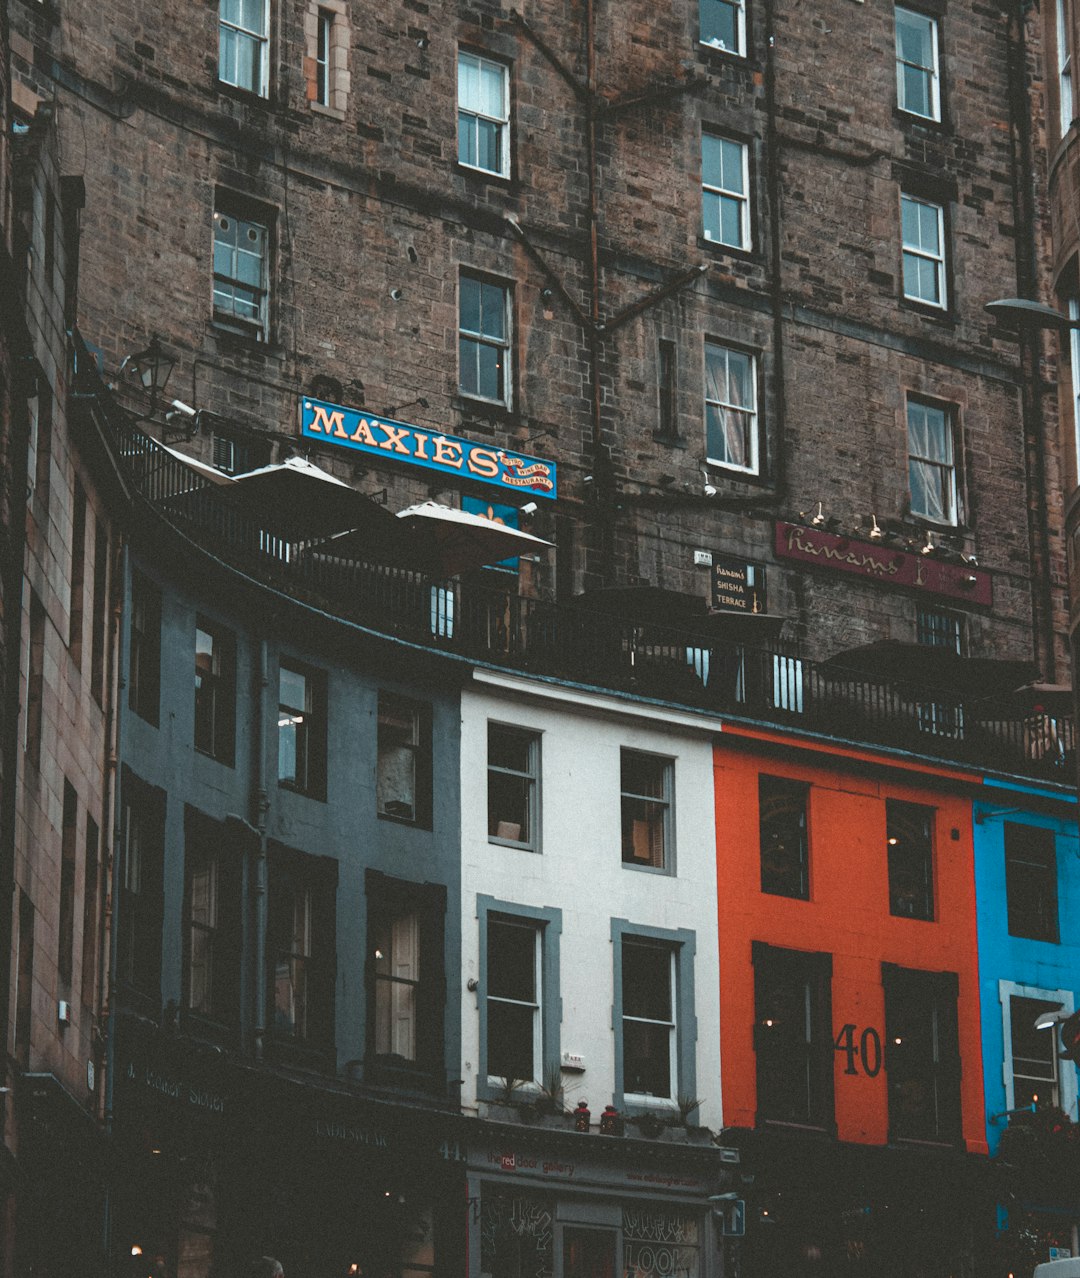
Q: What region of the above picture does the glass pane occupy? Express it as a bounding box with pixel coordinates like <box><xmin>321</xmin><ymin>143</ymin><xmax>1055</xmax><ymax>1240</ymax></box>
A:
<box><xmin>622</xmin><ymin>751</ymin><xmax>665</xmax><ymax>798</ymax></box>
<box><xmin>903</xmin><ymin>63</ymin><xmax>931</xmax><ymax>115</ymax></box>
<box><xmin>918</xmin><ymin>201</ymin><xmax>941</xmax><ymax>252</ymax></box>
<box><xmin>720</xmin><ymin>138</ymin><xmax>745</xmax><ymax>193</ymax></box>
<box><xmin>480</xmin><ymin>281</ymin><xmax>507</xmax><ymax>340</ymax></box>
<box><xmin>623</xmin><ymin>943</ymin><xmax>671</xmax><ymax>1020</ymax></box>
<box><xmin>235</xmin><ymin>246</ymin><xmax>262</xmax><ymax>287</ymax></box>
<box><xmin>488</xmin><ymin>919</ymin><xmax>536</xmax><ymax>1000</ymax></box>
<box><xmin>727</xmin><ymin>349</ymin><xmax>753</xmax><ymax>406</ymax></box>
<box><xmin>720</xmin><ymin>194</ymin><xmax>743</xmax><ymax>247</ymax></box>
<box><xmin>902</xmin><ymin>250</ymin><xmax>922</xmax><ymax>299</ymax></box>
<box><xmin>624</xmin><ymin>1020</ymin><xmax>672</xmax><ymax>1096</ymax></box>
<box><xmin>489</xmin><ymin>771</ymin><xmax>531</xmax><ymax>842</ymax></box>
<box><xmin>476</xmin><ymin>118</ymin><xmax>500</xmax><ymax>172</ymax></box>
<box><xmin>701</xmin><ymin>0</ymin><xmax>737</xmax><ymax>49</ymax></box>
<box><xmin>278</xmin><ymin>720</ymin><xmax>297</xmax><ymax>782</ymax></box>
<box><xmin>459</xmin><ymin>275</ymin><xmax>481</xmax><ymax>333</ymax></box>
<box><xmin>459</xmin><ymin>337</ymin><xmax>479</xmax><ymax>396</ymax></box>
<box><xmin>213</xmin><ymin>240</ymin><xmax>234</xmax><ymax>275</ymax></box>
<box><xmin>220</xmin><ymin>0</ymin><xmax>242</xmax><ymax>25</ymax></box>
<box><xmin>564</xmin><ymin>1227</ymin><xmax>617</xmax><ymax>1278</ymax></box>
<box><xmin>621</xmin><ymin>798</ymin><xmax>666</xmax><ymax>867</ymax></box>
<box><xmin>488</xmin><ymin>1000</ymin><xmax>535</xmax><ymax>1080</ymax></box>
<box><xmin>476</xmin><ymin>342</ymin><xmax>503</xmax><ymax>401</ymax></box>
<box><xmin>897</xmin><ymin>9</ymin><xmax>932</xmax><ymax>69</ymax></box>
<box><xmin>902</xmin><ymin>196</ymin><xmax>920</xmax><ymax>246</ymax></box>
<box><xmin>458</xmin><ymin>53</ymin><xmax>479</xmax><ymax>110</ymax></box>
<box><xmin>703</xmin><ymin>192</ymin><xmax>722</xmax><ymax>242</ymax></box>
<box><xmin>239</xmin><ymin>0</ymin><xmax>265</xmax><ymax>34</ymax></box>
<box><xmin>479</xmin><ymin>60</ymin><xmax>505</xmax><ymax>117</ymax></box>
<box><xmin>490</xmin><ymin>724</ymin><xmax>532</xmax><ymax>772</ymax></box>
<box><xmin>219</xmin><ymin>26</ymin><xmax>235</xmax><ymax>80</ymax></box>
<box><xmin>458</xmin><ymin>112</ymin><xmax>476</xmax><ymax>166</ymax></box>
<box><xmin>702</xmin><ymin>134</ymin><xmax>722</xmax><ymax>187</ymax></box>
<box><xmin>280</xmin><ymin>666</ymin><xmax>307</xmax><ymax>711</ymax></box>
<box><xmin>238</xmin><ymin>31</ymin><xmax>261</xmax><ymax>92</ymax></box>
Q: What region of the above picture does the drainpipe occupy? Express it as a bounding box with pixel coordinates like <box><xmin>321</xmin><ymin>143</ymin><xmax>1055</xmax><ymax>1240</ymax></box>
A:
<box><xmin>252</xmin><ymin>639</ymin><xmax>270</xmax><ymax>1062</ymax></box>
<box><xmin>102</xmin><ymin>537</ymin><xmax>129</xmax><ymax>1263</ymax></box>
<box><xmin>1005</xmin><ymin>0</ymin><xmax>1056</xmax><ymax>678</ymax></box>
<box><xmin>761</xmin><ymin>0</ymin><xmax>788</xmax><ymax>501</ymax></box>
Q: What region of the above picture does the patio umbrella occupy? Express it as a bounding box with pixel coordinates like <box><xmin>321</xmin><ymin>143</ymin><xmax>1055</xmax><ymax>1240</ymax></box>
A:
<box><xmin>228</xmin><ymin>455</ymin><xmax>401</xmax><ymax>540</ymax></box>
<box><xmin>157</xmin><ymin>442</ymin><xmax>236</xmax><ymax>486</ymax></box>
<box><xmin>393</xmin><ymin>500</ymin><xmax>553</xmax><ymax>577</ymax></box>
<box><xmin>822</xmin><ymin>640</ymin><xmax>1038</xmax><ymax>697</ymax></box>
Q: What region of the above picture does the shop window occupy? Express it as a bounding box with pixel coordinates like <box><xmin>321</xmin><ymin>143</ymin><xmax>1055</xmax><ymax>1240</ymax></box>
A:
<box><xmin>117</xmin><ymin>771</ymin><xmax>165</xmax><ymax>1004</ymax></box>
<box><xmin>129</xmin><ymin>571</ymin><xmax>161</xmax><ymax>727</ymax></box>
<box><xmin>565</xmin><ymin>1228</ymin><xmax>617</xmax><ymax>1277</ymax></box>
<box><xmin>488</xmin><ymin>723</ymin><xmax>540</xmax><ymax>849</ymax></box>
<box><xmin>624</xmin><ymin>1208</ymin><xmax>701</xmax><ymax>1277</ymax></box>
<box><xmin>705</xmin><ymin>341</ymin><xmax>758</xmax><ymax>473</ymax></box>
<box><xmin>457</xmin><ymin>50</ymin><xmax>510</xmax><ymax>176</ymax></box>
<box><xmin>268</xmin><ymin>846</ymin><xmax>336</xmax><ymax>1049</ymax></box>
<box><xmin>58</xmin><ymin>780</ymin><xmax>77</xmax><ymax>988</ymax></box>
<box><xmin>480</xmin><ymin>1192</ymin><xmax>553</xmax><ymax>1278</ymax></box>
<box><xmin>753</xmin><ymin>942</ymin><xmax>833</xmax><ymax>1127</ymax></box>
<box><xmin>620</xmin><ymin>749</ymin><xmax>673</xmax><ymax>871</ymax></box>
<box><xmin>367</xmin><ymin>871</ymin><xmax>446</xmax><ymax>1086</ymax></box>
<box><xmin>278</xmin><ymin>660</ymin><xmax>327</xmax><ymax>798</ymax></box>
<box><xmin>194</xmin><ymin>617</ymin><xmax>236</xmax><ymax>764</ymax></box>
<box><xmin>907</xmin><ymin>397</ymin><xmax>959</xmax><ymax>524</ymax></box>
<box><xmin>459</xmin><ymin>273</ymin><xmax>512</xmax><ymax>406</ymax></box>
<box><xmin>700</xmin><ymin>0</ymin><xmax>745</xmax><ymax>54</ymax></box>
<box><xmin>184</xmin><ymin>814</ymin><xmax>242</xmax><ymax>1028</ymax></box>
<box><xmin>1005</xmin><ymin>822</ymin><xmax>1059</xmax><ymax>942</ymax></box>
<box><xmin>213</xmin><ymin>200</ymin><xmax>270</xmax><ymax>340</ymax></box>
<box><xmin>218</xmin><ymin>0</ymin><xmax>269</xmax><ymax>96</ymax></box>
<box><xmin>479</xmin><ymin>898</ymin><xmax>561</xmax><ymax>1092</ymax></box>
<box><xmin>895</xmin><ymin>6</ymin><xmax>940</xmax><ymax>120</ymax></box>
<box><xmin>377</xmin><ymin>692</ymin><xmax>432</xmax><ymax>826</ymax></box>
<box><xmin>759</xmin><ymin>775</ymin><xmax>809</xmax><ymax>899</ymax></box>
<box><xmin>883</xmin><ymin>964</ymin><xmax>961</xmax><ymax>1143</ymax></box>
<box><xmin>702</xmin><ymin>133</ymin><xmax>750</xmax><ymax>249</ymax></box>
<box><xmin>901</xmin><ymin>194</ymin><xmax>947</xmax><ymax>309</ymax></box>
<box><xmin>886</xmin><ymin>799</ymin><xmax>935</xmax><ymax>921</ymax></box>
<box><xmin>306</xmin><ymin>1</ymin><xmax>349</xmax><ymax>115</ymax></box>
<box><xmin>614</xmin><ymin>921</ymin><xmax>696</xmax><ymax>1108</ymax></box>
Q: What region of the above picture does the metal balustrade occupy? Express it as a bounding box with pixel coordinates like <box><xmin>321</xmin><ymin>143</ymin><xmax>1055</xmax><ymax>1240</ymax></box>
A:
<box><xmin>100</xmin><ymin>397</ymin><xmax>1075</xmax><ymax>784</ymax></box>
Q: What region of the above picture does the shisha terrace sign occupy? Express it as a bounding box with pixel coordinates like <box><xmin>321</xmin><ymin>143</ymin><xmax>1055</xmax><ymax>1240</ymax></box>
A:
<box><xmin>300</xmin><ymin>397</ymin><xmax>557</xmax><ymax>499</ymax></box>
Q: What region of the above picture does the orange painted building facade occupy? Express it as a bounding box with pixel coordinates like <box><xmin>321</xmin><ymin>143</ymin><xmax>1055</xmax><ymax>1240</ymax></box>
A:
<box><xmin>715</xmin><ymin>725</ymin><xmax>987</xmax><ymax>1153</ymax></box>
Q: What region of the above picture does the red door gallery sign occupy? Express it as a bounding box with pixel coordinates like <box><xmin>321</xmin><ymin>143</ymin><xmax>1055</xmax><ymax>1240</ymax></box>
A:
<box><xmin>774</xmin><ymin>522</ymin><xmax>992</xmax><ymax>606</ymax></box>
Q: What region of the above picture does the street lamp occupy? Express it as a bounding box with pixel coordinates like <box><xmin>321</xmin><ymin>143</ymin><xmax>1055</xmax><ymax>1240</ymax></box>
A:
<box><xmin>986</xmin><ymin>298</ymin><xmax>1080</xmax><ymax>330</ymax></box>
<box><xmin>118</xmin><ymin>336</ymin><xmax>176</xmax><ymax>413</ymax></box>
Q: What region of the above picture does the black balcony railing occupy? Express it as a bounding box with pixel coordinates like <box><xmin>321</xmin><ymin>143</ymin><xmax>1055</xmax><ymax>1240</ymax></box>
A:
<box><xmin>101</xmin><ymin>398</ymin><xmax>1075</xmax><ymax>783</ymax></box>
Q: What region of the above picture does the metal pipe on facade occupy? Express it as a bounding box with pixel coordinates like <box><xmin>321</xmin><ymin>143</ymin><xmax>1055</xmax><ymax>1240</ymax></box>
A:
<box><xmin>761</xmin><ymin>0</ymin><xmax>788</xmax><ymax>502</ymax></box>
<box><xmin>252</xmin><ymin>638</ymin><xmax>270</xmax><ymax>1062</ymax></box>
<box><xmin>101</xmin><ymin>536</ymin><xmax>129</xmax><ymax>1262</ymax></box>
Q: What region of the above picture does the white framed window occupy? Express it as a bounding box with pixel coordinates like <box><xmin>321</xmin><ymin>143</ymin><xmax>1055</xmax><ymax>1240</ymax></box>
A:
<box><xmin>459</xmin><ymin>273</ymin><xmax>511</xmax><ymax>405</ymax></box>
<box><xmin>901</xmin><ymin>193</ymin><xmax>947</xmax><ymax>309</ymax></box>
<box><xmin>895</xmin><ymin>7</ymin><xmax>940</xmax><ymax>121</ymax></box>
<box><xmin>702</xmin><ymin>133</ymin><xmax>750</xmax><ymax>249</ymax></box>
<box><xmin>1069</xmin><ymin>298</ymin><xmax>1080</xmax><ymax>486</ymax></box>
<box><xmin>213</xmin><ymin>205</ymin><xmax>270</xmax><ymax>339</ymax></box>
<box><xmin>486</xmin><ymin>915</ymin><xmax>542</xmax><ymax>1084</ymax></box>
<box><xmin>1058</xmin><ymin>0</ymin><xmax>1074</xmax><ymax>136</ymax></box>
<box><xmin>620</xmin><ymin>749</ymin><xmax>674</xmax><ymax>871</ymax></box>
<box><xmin>621</xmin><ymin>939</ymin><xmax>677</xmax><ymax>1102</ymax></box>
<box><xmin>316</xmin><ymin>8</ymin><xmax>332</xmax><ymax>105</ymax></box>
<box><xmin>700</xmin><ymin>0</ymin><xmax>746</xmax><ymax>55</ymax></box>
<box><xmin>999</xmin><ymin>980</ymin><xmax>1078</xmax><ymax>1119</ymax></box>
<box><xmin>457</xmin><ymin>51</ymin><xmax>510</xmax><ymax>177</ymax></box>
<box><xmin>907</xmin><ymin>397</ymin><xmax>958</xmax><ymax>524</ymax></box>
<box><xmin>488</xmin><ymin>723</ymin><xmax>540</xmax><ymax>850</ymax></box>
<box><xmin>373</xmin><ymin>909</ymin><xmax>420</xmax><ymax>1060</ymax></box>
<box><xmin>705</xmin><ymin>341</ymin><xmax>758</xmax><ymax>473</ymax></box>
<box><xmin>218</xmin><ymin>0</ymin><xmax>269</xmax><ymax>97</ymax></box>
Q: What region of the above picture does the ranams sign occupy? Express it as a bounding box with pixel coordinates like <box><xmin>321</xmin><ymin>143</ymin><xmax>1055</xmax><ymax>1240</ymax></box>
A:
<box><xmin>775</xmin><ymin>521</ymin><xmax>992</xmax><ymax>606</ymax></box>
<box><xmin>301</xmin><ymin>397</ymin><xmax>557</xmax><ymax>499</ymax></box>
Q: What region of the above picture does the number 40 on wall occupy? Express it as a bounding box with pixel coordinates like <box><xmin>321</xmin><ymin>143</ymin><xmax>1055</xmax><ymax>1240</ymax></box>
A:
<box><xmin>834</xmin><ymin>1024</ymin><xmax>883</xmax><ymax>1077</ymax></box>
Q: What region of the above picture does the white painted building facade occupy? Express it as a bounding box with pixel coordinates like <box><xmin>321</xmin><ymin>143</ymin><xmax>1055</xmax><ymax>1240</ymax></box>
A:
<box><xmin>459</xmin><ymin>669</ymin><xmax>731</xmax><ymax>1278</ymax></box>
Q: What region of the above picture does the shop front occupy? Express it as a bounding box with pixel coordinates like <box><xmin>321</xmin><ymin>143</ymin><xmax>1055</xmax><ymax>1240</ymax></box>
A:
<box><xmin>465</xmin><ymin>1124</ymin><xmax>739</xmax><ymax>1278</ymax></box>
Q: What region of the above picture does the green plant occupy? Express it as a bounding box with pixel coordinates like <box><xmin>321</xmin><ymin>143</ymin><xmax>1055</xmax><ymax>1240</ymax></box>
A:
<box><xmin>534</xmin><ymin>1063</ymin><xmax>567</xmax><ymax>1116</ymax></box>
<box><xmin>676</xmin><ymin>1094</ymin><xmax>704</xmax><ymax>1127</ymax></box>
<box><xmin>493</xmin><ymin>1075</ymin><xmax>527</xmax><ymax>1106</ymax></box>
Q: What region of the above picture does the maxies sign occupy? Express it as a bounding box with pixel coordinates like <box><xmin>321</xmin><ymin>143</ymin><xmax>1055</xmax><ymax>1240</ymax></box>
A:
<box><xmin>301</xmin><ymin>397</ymin><xmax>558</xmax><ymax>499</ymax></box>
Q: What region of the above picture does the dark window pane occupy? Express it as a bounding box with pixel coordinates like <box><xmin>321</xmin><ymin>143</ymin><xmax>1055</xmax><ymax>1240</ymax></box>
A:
<box><xmin>760</xmin><ymin>776</ymin><xmax>809</xmax><ymax>898</ymax></box>
<box><xmin>887</xmin><ymin>800</ymin><xmax>934</xmax><ymax>921</ymax></box>
<box><xmin>623</xmin><ymin>942</ymin><xmax>671</xmax><ymax>1021</ymax></box>
<box><xmin>488</xmin><ymin>1001</ymin><xmax>535</xmax><ymax>1079</ymax></box>
<box><xmin>1005</xmin><ymin>824</ymin><xmax>1058</xmax><ymax>942</ymax></box>
<box><xmin>624</xmin><ymin>1020</ymin><xmax>671</xmax><ymax>1096</ymax></box>
<box><xmin>488</xmin><ymin>918</ymin><xmax>536</xmax><ymax>1001</ymax></box>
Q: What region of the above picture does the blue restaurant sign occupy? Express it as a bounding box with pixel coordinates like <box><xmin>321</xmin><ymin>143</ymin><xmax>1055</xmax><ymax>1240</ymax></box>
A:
<box><xmin>300</xmin><ymin>397</ymin><xmax>558</xmax><ymax>500</ymax></box>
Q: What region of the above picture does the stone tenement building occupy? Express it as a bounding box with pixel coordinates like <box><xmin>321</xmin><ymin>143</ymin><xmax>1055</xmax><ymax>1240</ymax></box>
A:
<box><xmin>7</xmin><ymin>0</ymin><xmax>1070</xmax><ymax>675</ymax></box>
